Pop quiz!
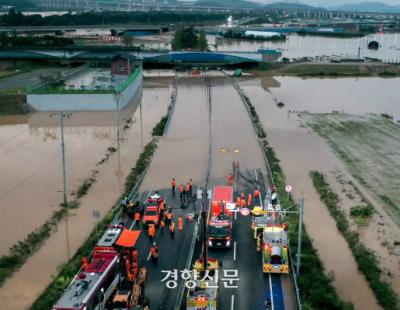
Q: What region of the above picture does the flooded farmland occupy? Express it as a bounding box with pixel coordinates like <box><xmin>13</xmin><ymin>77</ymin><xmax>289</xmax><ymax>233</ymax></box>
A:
<box><xmin>0</xmin><ymin>79</ymin><xmax>173</xmax><ymax>257</ymax></box>
<box><xmin>240</xmin><ymin>75</ymin><xmax>400</xmax><ymax>307</ymax></box>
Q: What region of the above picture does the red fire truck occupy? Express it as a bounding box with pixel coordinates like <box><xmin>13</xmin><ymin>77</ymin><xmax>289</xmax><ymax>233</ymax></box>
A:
<box><xmin>207</xmin><ymin>186</ymin><xmax>234</xmax><ymax>249</ymax></box>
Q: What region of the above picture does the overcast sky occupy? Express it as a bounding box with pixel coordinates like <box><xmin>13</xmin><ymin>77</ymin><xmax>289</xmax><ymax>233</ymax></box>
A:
<box><xmin>246</xmin><ymin>0</ymin><xmax>400</xmax><ymax>7</ymax></box>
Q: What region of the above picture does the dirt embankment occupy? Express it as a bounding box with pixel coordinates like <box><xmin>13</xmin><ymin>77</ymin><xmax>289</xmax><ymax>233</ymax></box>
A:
<box><xmin>248</xmin><ymin>62</ymin><xmax>400</xmax><ymax>77</ymax></box>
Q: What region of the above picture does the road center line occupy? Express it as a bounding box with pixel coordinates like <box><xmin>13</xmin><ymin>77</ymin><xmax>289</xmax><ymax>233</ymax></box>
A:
<box><xmin>268</xmin><ymin>274</ymin><xmax>275</xmax><ymax>310</ymax></box>
<box><xmin>233</xmin><ymin>241</ymin><xmax>237</xmax><ymax>261</ymax></box>
<box><xmin>230</xmin><ymin>295</ymin><xmax>235</xmax><ymax>310</ymax></box>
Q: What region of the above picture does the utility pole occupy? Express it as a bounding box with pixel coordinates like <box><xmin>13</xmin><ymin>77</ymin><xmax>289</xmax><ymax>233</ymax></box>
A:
<box><xmin>50</xmin><ymin>112</ymin><xmax>71</xmax><ymax>205</ymax></box>
<box><xmin>296</xmin><ymin>198</ymin><xmax>304</xmax><ymax>275</ymax></box>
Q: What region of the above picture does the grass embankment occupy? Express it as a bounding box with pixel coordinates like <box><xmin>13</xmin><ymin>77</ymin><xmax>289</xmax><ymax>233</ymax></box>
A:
<box><xmin>279</xmin><ymin>63</ymin><xmax>400</xmax><ymax>77</ymax></box>
<box><xmin>311</xmin><ymin>171</ymin><xmax>399</xmax><ymax>310</ymax></box>
<box><xmin>238</xmin><ymin>86</ymin><xmax>353</xmax><ymax>309</ymax></box>
<box><xmin>30</xmin><ymin>141</ymin><xmax>158</xmax><ymax>310</ymax></box>
<box><xmin>0</xmin><ymin>62</ymin><xmax>42</xmax><ymax>80</ymax></box>
<box><xmin>0</xmin><ymin>87</ymin><xmax>26</xmax><ymax>116</ymax></box>
<box><xmin>29</xmin><ymin>83</ymin><xmax>175</xmax><ymax>309</ymax></box>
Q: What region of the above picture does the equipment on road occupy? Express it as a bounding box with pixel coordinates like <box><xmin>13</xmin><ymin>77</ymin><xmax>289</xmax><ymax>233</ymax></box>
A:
<box><xmin>207</xmin><ymin>186</ymin><xmax>233</xmax><ymax>248</ymax></box>
<box><xmin>52</xmin><ymin>228</ymin><xmax>148</xmax><ymax>310</ymax></box>
<box><xmin>142</xmin><ymin>205</ymin><xmax>160</xmax><ymax>227</ymax></box>
<box><xmin>123</xmin><ymin>199</ymin><xmax>143</xmax><ymax>218</ymax></box>
<box><xmin>253</xmin><ymin>189</ymin><xmax>289</xmax><ymax>274</ymax></box>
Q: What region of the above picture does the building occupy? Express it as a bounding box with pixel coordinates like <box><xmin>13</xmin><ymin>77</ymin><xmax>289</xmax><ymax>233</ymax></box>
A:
<box><xmin>111</xmin><ymin>53</ymin><xmax>136</xmax><ymax>76</ymax></box>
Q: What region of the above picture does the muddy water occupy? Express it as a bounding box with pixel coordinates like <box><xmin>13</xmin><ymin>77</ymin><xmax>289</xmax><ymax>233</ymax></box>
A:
<box><xmin>209</xmin><ymin>33</ymin><xmax>400</xmax><ymax>61</ymax></box>
<box><xmin>209</xmin><ymin>78</ymin><xmax>265</xmax><ymax>186</ymax></box>
<box><xmin>247</xmin><ymin>76</ymin><xmax>400</xmax><ymax>120</ymax></box>
<box><xmin>0</xmin><ymin>79</ymin><xmax>173</xmax><ymax>309</ymax></box>
<box><xmin>240</xmin><ymin>79</ymin><xmax>381</xmax><ymax>309</ymax></box>
<box><xmin>0</xmin><ymin>80</ymin><xmax>170</xmax><ymax>256</ymax></box>
<box><xmin>140</xmin><ymin>76</ymin><xmax>210</xmax><ymax>192</ymax></box>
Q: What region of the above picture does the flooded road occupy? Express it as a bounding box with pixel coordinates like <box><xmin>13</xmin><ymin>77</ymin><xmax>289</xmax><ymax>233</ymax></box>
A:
<box><xmin>0</xmin><ymin>78</ymin><xmax>173</xmax><ymax>309</ymax></box>
<box><xmin>240</xmin><ymin>77</ymin><xmax>382</xmax><ymax>309</ymax></box>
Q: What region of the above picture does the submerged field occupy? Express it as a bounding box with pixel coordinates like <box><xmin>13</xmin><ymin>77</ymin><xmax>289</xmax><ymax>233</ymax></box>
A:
<box><xmin>303</xmin><ymin>113</ymin><xmax>400</xmax><ymax>227</ymax></box>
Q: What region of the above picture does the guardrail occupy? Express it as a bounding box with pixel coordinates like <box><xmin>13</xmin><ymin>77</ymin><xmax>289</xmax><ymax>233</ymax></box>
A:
<box><xmin>227</xmin><ymin>71</ymin><xmax>302</xmax><ymax>310</ymax></box>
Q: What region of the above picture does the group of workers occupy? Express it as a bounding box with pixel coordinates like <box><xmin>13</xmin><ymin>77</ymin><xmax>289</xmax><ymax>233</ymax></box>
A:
<box><xmin>123</xmin><ymin>248</ymin><xmax>140</xmax><ymax>282</ymax></box>
<box><xmin>171</xmin><ymin>177</ymin><xmax>193</xmax><ymax>205</ymax></box>
<box><xmin>234</xmin><ymin>188</ymin><xmax>261</xmax><ymax>209</ymax></box>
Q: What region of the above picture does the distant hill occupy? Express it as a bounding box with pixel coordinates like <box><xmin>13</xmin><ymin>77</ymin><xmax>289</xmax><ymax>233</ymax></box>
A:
<box><xmin>331</xmin><ymin>2</ymin><xmax>400</xmax><ymax>13</ymax></box>
<box><xmin>264</xmin><ymin>1</ymin><xmax>321</xmax><ymax>10</ymax></box>
<box><xmin>194</xmin><ymin>0</ymin><xmax>261</xmax><ymax>8</ymax></box>
<box><xmin>0</xmin><ymin>0</ymin><xmax>35</xmax><ymax>10</ymax></box>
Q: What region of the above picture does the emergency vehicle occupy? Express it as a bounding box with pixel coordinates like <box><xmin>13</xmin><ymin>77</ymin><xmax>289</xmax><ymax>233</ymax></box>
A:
<box><xmin>207</xmin><ymin>186</ymin><xmax>234</xmax><ymax>248</ymax></box>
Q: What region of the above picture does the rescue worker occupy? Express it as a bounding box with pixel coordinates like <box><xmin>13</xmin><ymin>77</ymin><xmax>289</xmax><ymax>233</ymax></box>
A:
<box><xmin>134</xmin><ymin>211</ymin><xmax>141</xmax><ymax>226</ymax></box>
<box><xmin>131</xmin><ymin>248</ymin><xmax>139</xmax><ymax>263</ymax></box>
<box><xmin>160</xmin><ymin>219</ymin><xmax>165</xmax><ymax>234</ymax></box>
<box><xmin>131</xmin><ymin>261</ymin><xmax>139</xmax><ymax>279</ymax></box>
<box><xmin>247</xmin><ymin>193</ymin><xmax>252</xmax><ymax>207</ymax></box>
<box><xmin>165</xmin><ymin>209</ymin><xmax>173</xmax><ymax>227</ymax></box>
<box><xmin>240</xmin><ymin>197</ymin><xmax>246</xmax><ymax>208</ymax></box>
<box><xmin>148</xmin><ymin>224</ymin><xmax>156</xmax><ymax>241</ymax></box>
<box><xmin>150</xmin><ymin>242</ymin><xmax>158</xmax><ymax>263</ymax></box>
<box><xmin>82</xmin><ymin>256</ymin><xmax>89</xmax><ymax>271</ymax></box>
<box><xmin>178</xmin><ymin>216</ymin><xmax>183</xmax><ymax>231</ymax></box>
<box><xmin>169</xmin><ymin>221</ymin><xmax>176</xmax><ymax>239</ymax></box>
<box><xmin>186</xmin><ymin>182</ymin><xmax>191</xmax><ymax>202</ymax></box>
<box><xmin>254</xmin><ymin>189</ymin><xmax>260</xmax><ymax>200</ymax></box>
<box><xmin>189</xmin><ymin>178</ymin><xmax>193</xmax><ymax>197</ymax></box>
<box><xmin>125</xmin><ymin>257</ymin><xmax>131</xmax><ymax>277</ymax></box>
<box><xmin>256</xmin><ymin>231</ymin><xmax>262</xmax><ymax>252</ymax></box>
<box><xmin>241</xmin><ymin>192</ymin><xmax>245</xmax><ymax>199</ymax></box>
<box><xmin>171</xmin><ymin>178</ymin><xmax>176</xmax><ymax>195</ymax></box>
<box><xmin>236</xmin><ymin>196</ymin><xmax>241</xmax><ymax>207</ymax></box>
<box><xmin>159</xmin><ymin>201</ymin><xmax>165</xmax><ymax>218</ymax></box>
<box><xmin>179</xmin><ymin>184</ymin><xmax>184</xmax><ymax>201</ymax></box>
<box><xmin>227</xmin><ymin>173</ymin><xmax>233</xmax><ymax>186</ymax></box>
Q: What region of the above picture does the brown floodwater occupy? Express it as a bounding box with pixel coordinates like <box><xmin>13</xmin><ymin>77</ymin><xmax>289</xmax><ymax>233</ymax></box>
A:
<box><xmin>240</xmin><ymin>78</ymin><xmax>382</xmax><ymax>309</ymax></box>
<box><xmin>242</xmin><ymin>76</ymin><xmax>400</xmax><ymax>120</ymax></box>
<box><xmin>0</xmin><ymin>80</ymin><xmax>172</xmax><ymax>257</ymax></box>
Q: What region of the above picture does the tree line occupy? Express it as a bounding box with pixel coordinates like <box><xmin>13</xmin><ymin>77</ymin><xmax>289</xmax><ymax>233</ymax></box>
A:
<box><xmin>0</xmin><ymin>9</ymin><xmax>229</xmax><ymax>26</ymax></box>
<box><xmin>171</xmin><ymin>27</ymin><xmax>208</xmax><ymax>51</ymax></box>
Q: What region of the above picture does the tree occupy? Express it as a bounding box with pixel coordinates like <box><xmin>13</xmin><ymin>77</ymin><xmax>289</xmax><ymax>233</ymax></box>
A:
<box><xmin>197</xmin><ymin>31</ymin><xmax>208</xmax><ymax>51</ymax></box>
<box><xmin>122</xmin><ymin>33</ymin><xmax>133</xmax><ymax>47</ymax></box>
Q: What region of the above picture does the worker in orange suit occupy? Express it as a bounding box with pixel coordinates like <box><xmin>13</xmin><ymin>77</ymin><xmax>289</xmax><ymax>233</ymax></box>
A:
<box><xmin>236</xmin><ymin>196</ymin><xmax>241</xmax><ymax>207</ymax></box>
<box><xmin>178</xmin><ymin>216</ymin><xmax>183</xmax><ymax>231</ymax></box>
<box><xmin>179</xmin><ymin>184</ymin><xmax>184</xmax><ymax>201</ymax></box>
<box><xmin>186</xmin><ymin>182</ymin><xmax>191</xmax><ymax>202</ymax></box>
<box><xmin>189</xmin><ymin>178</ymin><xmax>193</xmax><ymax>197</ymax></box>
<box><xmin>247</xmin><ymin>193</ymin><xmax>252</xmax><ymax>207</ymax></box>
<box><xmin>227</xmin><ymin>173</ymin><xmax>233</xmax><ymax>186</ymax></box>
<box><xmin>171</xmin><ymin>178</ymin><xmax>176</xmax><ymax>195</ymax></box>
<box><xmin>131</xmin><ymin>261</ymin><xmax>139</xmax><ymax>279</ymax></box>
<box><xmin>254</xmin><ymin>189</ymin><xmax>260</xmax><ymax>200</ymax></box>
<box><xmin>148</xmin><ymin>224</ymin><xmax>156</xmax><ymax>241</ymax></box>
<box><xmin>82</xmin><ymin>257</ymin><xmax>89</xmax><ymax>271</ymax></box>
<box><xmin>125</xmin><ymin>258</ymin><xmax>131</xmax><ymax>276</ymax></box>
<box><xmin>134</xmin><ymin>211</ymin><xmax>141</xmax><ymax>226</ymax></box>
<box><xmin>169</xmin><ymin>222</ymin><xmax>176</xmax><ymax>239</ymax></box>
<box><xmin>240</xmin><ymin>198</ymin><xmax>246</xmax><ymax>208</ymax></box>
<box><xmin>241</xmin><ymin>192</ymin><xmax>245</xmax><ymax>199</ymax></box>
<box><xmin>131</xmin><ymin>248</ymin><xmax>139</xmax><ymax>263</ymax></box>
<box><xmin>160</xmin><ymin>219</ymin><xmax>165</xmax><ymax>234</ymax></box>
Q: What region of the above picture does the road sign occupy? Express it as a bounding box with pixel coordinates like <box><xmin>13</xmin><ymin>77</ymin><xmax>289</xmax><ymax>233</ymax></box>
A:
<box><xmin>285</xmin><ymin>185</ymin><xmax>292</xmax><ymax>193</ymax></box>
<box><xmin>240</xmin><ymin>208</ymin><xmax>251</xmax><ymax>216</ymax></box>
<box><xmin>226</xmin><ymin>202</ymin><xmax>236</xmax><ymax>211</ymax></box>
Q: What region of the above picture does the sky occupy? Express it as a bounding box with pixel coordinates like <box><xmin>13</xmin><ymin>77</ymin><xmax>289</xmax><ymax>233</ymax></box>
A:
<box><xmin>246</xmin><ymin>0</ymin><xmax>400</xmax><ymax>7</ymax></box>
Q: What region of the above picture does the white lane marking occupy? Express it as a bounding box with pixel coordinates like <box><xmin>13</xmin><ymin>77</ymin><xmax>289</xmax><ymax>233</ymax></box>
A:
<box><xmin>230</xmin><ymin>295</ymin><xmax>235</xmax><ymax>310</ymax></box>
<box><xmin>234</xmin><ymin>211</ymin><xmax>237</xmax><ymax>220</ymax></box>
<box><xmin>233</xmin><ymin>241</ymin><xmax>237</xmax><ymax>261</ymax></box>
<box><xmin>129</xmin><ymin>220</ymin><xmax>136</xmax><ymax>230</ymax></box>
<box><xmin>254</xmin><ymin>169</ymin><xmax>259</xmax><ymax>182</ymax></box>
<box><xmin>146</xmin><ymin>251</ymin><xmax>152</xmax><ymax>261</ymax></box>
<box><xmin>268</xmin><ymin>274</ymin><xmax>275</xmax><ymax>310</ymax></box>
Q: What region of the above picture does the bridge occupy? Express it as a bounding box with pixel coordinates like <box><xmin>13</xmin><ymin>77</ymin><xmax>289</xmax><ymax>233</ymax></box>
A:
<box><xmin>0</xmin><ymin>49</ymin><xmax>282</xmax><ymax>65</ymax></box>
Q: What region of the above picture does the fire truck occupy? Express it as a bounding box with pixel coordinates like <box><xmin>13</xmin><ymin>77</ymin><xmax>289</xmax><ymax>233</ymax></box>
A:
<box><xmin>207</xmin><ymin>186</ymin><xmax>234</xmax><ymax>249</ymax></box>
<box><xmin>52</xmin><ymin>226</ymin><xmax>147</xmax><ymax>310</ymax></box>
<box><xmin>253</xmin><ymin>189</ymin><xmax>289</xmax><ymax>274</ymax></box>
